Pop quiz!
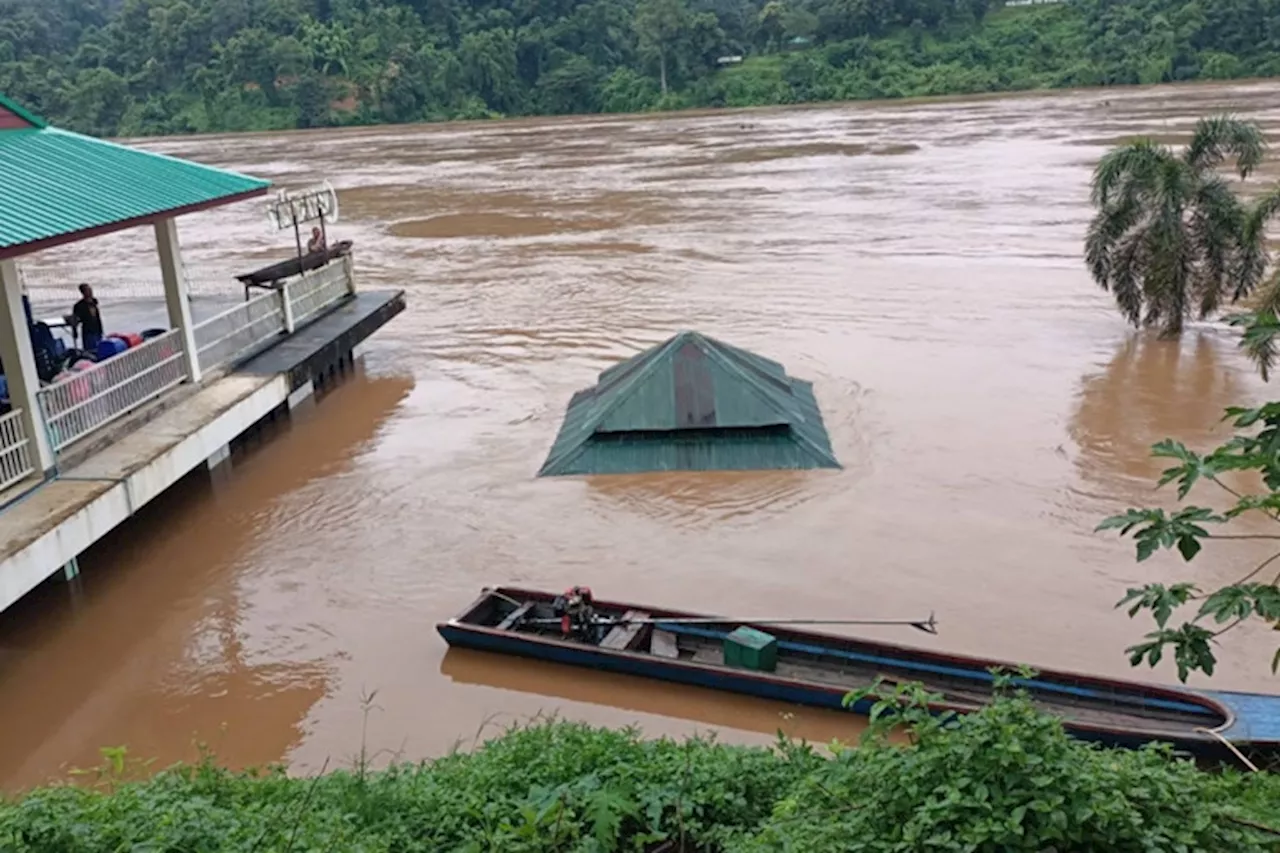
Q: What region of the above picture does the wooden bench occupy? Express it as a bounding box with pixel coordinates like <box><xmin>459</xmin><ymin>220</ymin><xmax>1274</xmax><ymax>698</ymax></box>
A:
<box><xmin>650</xmin><ymin>628</ymin><xmax>680</xmax><ymax>659</ymax></box>
<box><xmin>599</xmin><ymin>610</ymin><xmax>649</xmax><ymax>651</ymax></box>
<box><xmin>496</xmin><ymin>602</ymin><xmax>535</xmax><ymax>631</ymax></box>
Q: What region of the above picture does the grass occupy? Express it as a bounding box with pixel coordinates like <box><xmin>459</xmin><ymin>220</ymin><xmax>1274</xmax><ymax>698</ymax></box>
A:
<box><xmin>3</xmin><ymin>692</ymin><xmax>1280</xmax><ymax>852</ymax></box>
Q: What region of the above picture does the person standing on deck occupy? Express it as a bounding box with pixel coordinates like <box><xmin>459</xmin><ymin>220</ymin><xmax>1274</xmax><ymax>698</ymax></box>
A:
<box><xmin>307</xmin><ymin>226</ymin><xmax>327</xmax><ymax>254</ymax></box>
<box><xmin>72</xmin><ymin>283</ymin><xmax>103</xmax><ymax>352</ymax></box>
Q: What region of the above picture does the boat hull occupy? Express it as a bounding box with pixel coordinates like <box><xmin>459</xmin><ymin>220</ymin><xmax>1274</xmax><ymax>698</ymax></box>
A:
<box><xmin>437</xmin><ymin>587</ymin><xmax>1280</xmax><ymax>763</ymax></box>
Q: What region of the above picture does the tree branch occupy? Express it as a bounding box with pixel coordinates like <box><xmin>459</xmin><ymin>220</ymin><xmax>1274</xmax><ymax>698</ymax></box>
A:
<box><xmin>1232</xmin><ymin>549</ymin><xmax>1280</xmax><ymax>587</ymax></box>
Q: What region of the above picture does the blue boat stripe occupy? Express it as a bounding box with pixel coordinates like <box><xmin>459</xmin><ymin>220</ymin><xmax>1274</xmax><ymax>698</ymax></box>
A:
<box><xmin>657</xmin><ymin>623</ymin><xmax>1217</xmax><ymax>717</ymax></box>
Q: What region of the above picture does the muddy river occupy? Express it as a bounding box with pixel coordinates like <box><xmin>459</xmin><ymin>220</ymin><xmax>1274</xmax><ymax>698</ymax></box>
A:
<box><xmin>3</xmin><ymin>81</ymin><xmax>1279</xmax><ymax>789</ymax></box>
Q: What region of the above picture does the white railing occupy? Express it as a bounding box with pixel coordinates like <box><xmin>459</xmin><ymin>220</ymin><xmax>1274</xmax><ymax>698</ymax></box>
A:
<box><xmin>192</xmin><ymin>257</ymin><xmax>354</xmax><ymax>374</ymax></box>
<box><xmin>288</xmin><ymin>257</ymin><xmax>352</xmax><ymax>327</ymax></box>
<box><xmin>192</xmin><ymin>290</ymin><xmax>285</xmax><ymax>374</ymax></box>
<box><xmin>0</xmin><ymin>409</ymin><xmax>35</xmax><ymax>490</ymax></box>
<box><xmin>37</xmin><ymin>330</ymin><xmax>186</xmax><ymax>451</ymax></box>
<box><xmin>22</xmin><ymin>255</ymin><xmax>357</xmax><ymax>455</ymax></box>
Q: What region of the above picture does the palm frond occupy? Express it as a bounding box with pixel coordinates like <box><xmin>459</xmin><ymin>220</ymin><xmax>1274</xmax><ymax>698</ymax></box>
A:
<box><xmin>1249</xmin><ymin>267</ymin><xmax>1280</xmax><ymax>316</ymax></box>
<box><xmin>1238</xmin><ymin>186</ymin><xmax>1280</xmax><ymax>297</ymax></box>
<box><xmin>1085</xmin><ymin>193</ymin><xmax>1141</xmax><ymax>288</ymax></box>
<box><xmin>1230</xmin><ymin>310</ymin><xmax>1280</xmax><ymax>381</ymax></box>
<box><xmin>1090</xmin><ymin>141</ymin><xmax>1169</xmax><ymax>207</ymax></box>
<box><xmin>1184</xmin><ymin>114</ymin><xmax>1267</xmax><ymax>178</ymax></box>
<box><xmin>1110</xmin><ymin>230</ymin><xmax>1147</xmax><ymax>327</ymax></box>
<box><xmin>1187</xmin><ymin>176</ymin><xmax>1248</xmax><ymax>312</ymax></box>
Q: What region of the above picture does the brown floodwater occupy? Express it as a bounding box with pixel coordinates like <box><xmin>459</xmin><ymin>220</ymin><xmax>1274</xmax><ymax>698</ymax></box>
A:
<box><xmin>4</xmin><ymin>81</ymin><xmax>1280</xmax><ymax>790</ymax></box>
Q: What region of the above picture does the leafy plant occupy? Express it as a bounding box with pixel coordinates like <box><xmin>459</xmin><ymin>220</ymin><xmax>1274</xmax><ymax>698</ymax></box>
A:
<box><xmin>1098</xmin><ymin>403</ymin><xmax>1280</xmax><ymax>680</ymax></box>
<box><xmin>4</xmin><ymin>707</ymin><xmax>1278</xmax><ymax>852</ymax></box>
<box><xmin>743</xmin><ymin>692</ymin><xmax>1278</xmax><ymax>853</ymax></box>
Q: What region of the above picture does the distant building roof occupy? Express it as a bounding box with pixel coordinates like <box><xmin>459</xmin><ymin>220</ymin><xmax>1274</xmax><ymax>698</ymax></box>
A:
<box><xmin>0</xmin><ymin>93</ymin><xmax>271</xmax><ymax>260</ymax></box>
<box><xmin>539</xmin><ymin>331</ymin><xmax>841</xmax><ymax>476</ymax></box>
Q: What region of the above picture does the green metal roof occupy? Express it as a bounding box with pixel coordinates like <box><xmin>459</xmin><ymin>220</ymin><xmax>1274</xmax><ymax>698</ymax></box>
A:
<box><xmin>0</xmin><ymin>94</ymin><xmax>270</xmax><ymax>258</ymax></box>
<box><xmin>539</xmin><ymin>331</ymin><xmax>841</xmax><ymax>476</ymax></box>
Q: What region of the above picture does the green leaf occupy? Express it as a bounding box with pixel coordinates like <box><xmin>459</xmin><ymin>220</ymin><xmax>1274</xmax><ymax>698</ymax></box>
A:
<box><xmin>1152</xmin><ymin>439</ymin><xmax>1213</xmax><ymax>499</ymax></box>
<box><xmin>1116</xmin><ymin>583</ymin><xmax>1197</xmax><ymax>627</ymax></box>
<box><xmin>1199</xmin><ymin>585</ymin><xmax>1255</xmax><ymax>623</ymax></box>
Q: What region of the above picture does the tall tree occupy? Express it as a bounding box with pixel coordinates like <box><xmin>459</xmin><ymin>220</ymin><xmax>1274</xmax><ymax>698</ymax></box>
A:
<box><xmin>634</xmin><ymin>0</ymin><xmax>689</xmax><ymax>95</ymax></box>
<box><xmin>1084</xmin><ymin>115</ymin><xmax>1267</xmax><ymax>337</ymax></box>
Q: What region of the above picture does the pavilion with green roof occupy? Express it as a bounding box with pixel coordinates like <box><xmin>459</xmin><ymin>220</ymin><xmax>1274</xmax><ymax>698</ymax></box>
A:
<box><xmin>0</xmin><ymin>93</ymin><xmax>271</xmax><ymax>477</ymax></box>
<box><xmin>538</xmin><ymin>331</ymin><xmax>841</xmax><ymax>476</ymax></box>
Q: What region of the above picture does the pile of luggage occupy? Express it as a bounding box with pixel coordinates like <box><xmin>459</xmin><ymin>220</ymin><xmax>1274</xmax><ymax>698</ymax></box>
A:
<box><xmin>0</xmin><ymin>295</ymin><xmax>170</xmax><ymax>415</ymax></box>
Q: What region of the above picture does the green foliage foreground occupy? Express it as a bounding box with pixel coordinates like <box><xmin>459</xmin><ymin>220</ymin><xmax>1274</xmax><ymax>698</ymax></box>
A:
<box><xmin>4</xmin><ymin>695</ymin><xmax>1280</xmax><ymax>852</ymax></box>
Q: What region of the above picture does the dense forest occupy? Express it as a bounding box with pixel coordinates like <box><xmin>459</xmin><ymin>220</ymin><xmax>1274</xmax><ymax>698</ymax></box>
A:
<box><xmin>1</xmin><ymin>0</ymin><xmax>1278</xmax><ymax>137</ymax></box>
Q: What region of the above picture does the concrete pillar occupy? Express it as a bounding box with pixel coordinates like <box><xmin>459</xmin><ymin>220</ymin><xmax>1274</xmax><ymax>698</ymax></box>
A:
<box><xmin>280</xmin><ymin>284</ymin><xmax>296</xmax><ymax>334</ymax></box>
<box><xmin>287</xmin><ymin>379</ymin><xmax>315</xmax><ymax>411</ymax></box>
<box><xmin>343</xmin><ymin>253</ymin><xmax>357</xmax><ymax>296</ymax></box>
<box><xmin>154</xmin><ymin>218</ymin><xmax>202</xmax><ymax>383</ymax></box>
<box><xmin>0</xmin><ymin>259</ymin><xmax>55</xmax><ymax>473</ymax></box>
<box><xmin>206</xmin><ymin>442</ymin><xmax>230</xmax><ymax>471</ymax></box>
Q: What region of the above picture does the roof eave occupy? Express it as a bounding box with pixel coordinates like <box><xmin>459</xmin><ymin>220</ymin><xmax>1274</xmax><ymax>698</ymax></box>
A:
<box><xmin>0</xmin><ymin>185</ymin><xmax>270</xmax><ymax>261</ymax></box>
<box><xmin>0</xmin><ymin>93</ymin><xmax>47</xmax><ymax>129</ymax></box>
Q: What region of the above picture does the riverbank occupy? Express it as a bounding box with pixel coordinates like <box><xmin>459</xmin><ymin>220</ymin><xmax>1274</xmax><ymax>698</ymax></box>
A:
<box><xmin>6</xmin><ymin>0</ymin><xmax>1279</xmax><ymax>138</ymax></box>
<box><xmin>3</xmin><ymin>696</ymin><xmax>1279</xmax><ymax>851</ymax></box>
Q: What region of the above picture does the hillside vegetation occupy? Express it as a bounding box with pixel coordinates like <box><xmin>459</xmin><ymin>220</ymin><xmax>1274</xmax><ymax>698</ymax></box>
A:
<box><xmin>1</xmin><ymin>0</ymin><xmax>1277</xmax><ymax>137</ymax></box>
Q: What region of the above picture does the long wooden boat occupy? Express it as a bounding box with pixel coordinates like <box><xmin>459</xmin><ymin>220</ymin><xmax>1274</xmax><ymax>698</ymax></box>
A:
<box><xmin>437</xmin><ymin>586</ymin><xmax>1280</xmax><ymax>761</ymax></box>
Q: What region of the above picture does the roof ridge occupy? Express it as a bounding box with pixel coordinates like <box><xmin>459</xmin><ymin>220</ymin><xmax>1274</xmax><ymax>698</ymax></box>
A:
<box><xmin>693</xmin><ymin>334</ymin><xmax>798</xmax><ymax>425</ymax></box>
<box><xmin>536</xmin><ymin>336</ymin><xmax>682</xmax><ymax>473</ymax></box>
<box><xmin>581</xmin><ymin>334</ymin><xmax>684</xmax><ymax>431</ymax></box>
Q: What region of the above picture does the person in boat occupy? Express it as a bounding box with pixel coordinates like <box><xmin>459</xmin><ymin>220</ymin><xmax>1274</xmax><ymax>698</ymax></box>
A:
<box><xmin>71</xmin><ymin>283</ymin><xmax>103</xmax><ymax>352</ymax></box>
<box><xmin>307</xmin><ymin>226</ymin><xmax>327</xmax><ymax>254</ymax></box>
<box><xmin>553</xmin><ymin>586</ymin><xmax>601</xmax><ymax>642</ymax></box>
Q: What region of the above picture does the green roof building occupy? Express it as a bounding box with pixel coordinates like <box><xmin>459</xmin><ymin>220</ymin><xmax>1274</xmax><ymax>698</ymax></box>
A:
<box><xmin>0</xmin><ymin>93</ymin><xmax>272</xmax><ymax>476</ymax></box>
<box><xmin>0</xmin><ymin>93</ymin><xmax>269</xmax><ymax>259</ymax></box>
<box><xmin>539</xmin><ymin>331</ymin><xmax>841</xmax><ymax>476</ymax></box>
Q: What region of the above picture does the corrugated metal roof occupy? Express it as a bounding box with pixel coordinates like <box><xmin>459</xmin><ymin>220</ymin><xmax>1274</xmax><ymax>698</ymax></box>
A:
<box><xmin>0</xmin><ymin>95</ymin><xmax>270</xmax><ymax>257</ymax></box>
<box><xmin>539</xmin><ymin>331</ymin><xmax>841</xmax><ymax>476</ymax></box>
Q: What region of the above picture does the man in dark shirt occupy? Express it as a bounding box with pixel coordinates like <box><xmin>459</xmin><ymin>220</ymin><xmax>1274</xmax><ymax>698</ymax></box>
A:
<box><xmin>72</xmin><ymin>283</ymin><xmax>103</xmax><ymax>351</ymax></box>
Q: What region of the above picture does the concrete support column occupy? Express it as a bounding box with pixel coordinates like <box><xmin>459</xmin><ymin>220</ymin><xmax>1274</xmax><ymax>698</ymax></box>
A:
<box><xmin>343</xmin><ymin>253</ymin><xmax>357</xmax><ymax>296</ymax></box>
<box><xmin>0</xmin><ymin>259</ymin><xmax>55</xmax><ymax>473</ymax></box>
<box><xmin>280</xmin><ymin>284</ymin><xmax>296</xmax><ymax>334</ymax></box>
<box><xmin>155</xmin><ymin>218</ymin><xmax>202</xmax><ymax>383</ymax></box>
<box><xmin>206</xmin><ymin>442</ymin><xmax>230</xmax><ymax>471</ymax></box>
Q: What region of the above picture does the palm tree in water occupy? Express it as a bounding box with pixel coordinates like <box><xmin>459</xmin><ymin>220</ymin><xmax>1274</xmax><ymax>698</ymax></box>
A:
<box><xmin>1085</xmin><ymin>115</ymin><xmax>1267</xmax><ymax>338</ymax></box>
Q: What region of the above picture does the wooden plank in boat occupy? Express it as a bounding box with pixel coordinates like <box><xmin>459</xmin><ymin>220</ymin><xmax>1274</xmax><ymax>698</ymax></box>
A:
<box><xmin>651</xmin><ymin>629</ymin><xmax>679</xmax><ymax>659</ymax></box>
<box><xmin>600</xmin><ymin>610</ymin><xmax>649</xmax><ymax>650</ymax></box>
<box><xmin>496</xmin><ymin>602</ymin><xmax>535</xmax><ymax>631</ymax></box>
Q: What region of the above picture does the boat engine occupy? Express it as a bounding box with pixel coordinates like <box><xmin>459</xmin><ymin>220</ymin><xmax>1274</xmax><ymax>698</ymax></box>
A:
<box><xmin>552</xmin><ymin>586</ymin><xmax>597</xmax><ymax>641</ymax></box>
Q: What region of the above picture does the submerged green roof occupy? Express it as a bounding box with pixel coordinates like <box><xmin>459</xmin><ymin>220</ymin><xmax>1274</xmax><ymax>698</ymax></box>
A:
<box><xmin>539</xmin><ymin>331</ymin><xmax>841</xmax><ymax>476</ymax></box>
<box><xmin>0</xmin><ymin>94</ymin><xmax>270</xmax><ymax>259</ymax></box>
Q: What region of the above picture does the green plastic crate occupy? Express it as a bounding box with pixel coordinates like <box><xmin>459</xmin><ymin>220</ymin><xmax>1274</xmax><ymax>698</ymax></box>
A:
<box><xmin>724</xmin><ymin>626</ymin><xmax>778</xmax><ymax>672</ymax></box>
